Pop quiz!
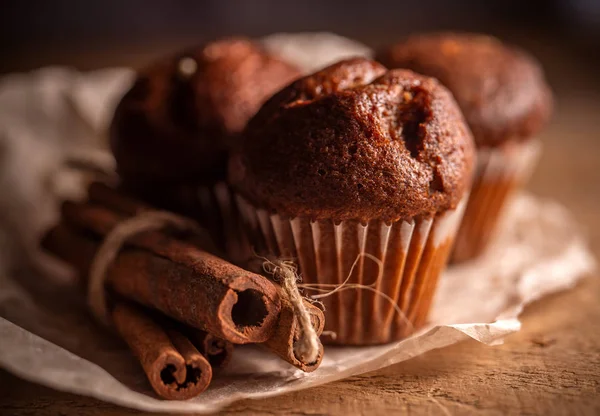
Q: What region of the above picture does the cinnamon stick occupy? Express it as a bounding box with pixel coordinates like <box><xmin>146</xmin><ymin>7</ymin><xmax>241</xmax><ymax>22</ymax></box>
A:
<box><xmin>112</xmin><ymin>301</ymin><xmax>212</xmax><ymax>400</ymax></box>
<box><xmin>47</xmin><ymin>204</ymin><xmax>282</xmax><ymax>344</ymax></box>
<box><xmin>148</xmin><ymin>313</ymin><xmax>234</xmax><ymax>372</ymax></box>
<box><xmin>43</xmin><ymin>223</ymin><xmax>218</xmax><ymax>399</ymax></box>
<box><xmin>262</xmin><ymin>298</ymin><xmax>325</xmax><ymax>372</ymax></box>
<box><xmin>42</xmin><ymin>223</ymin><xmax>234</xmax><ymax>369</ymax></box>
<box><xmin>184</xmin><ymin>329</ymin><xmax>234</xmax><ymax>370</ymax></box>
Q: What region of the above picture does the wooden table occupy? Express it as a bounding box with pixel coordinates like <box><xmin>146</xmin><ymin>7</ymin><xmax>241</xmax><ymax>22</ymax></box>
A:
<box><xmin>1</xmin><ymin>50</ymin><xmax>600</xmax><ymax>416</ymax></box>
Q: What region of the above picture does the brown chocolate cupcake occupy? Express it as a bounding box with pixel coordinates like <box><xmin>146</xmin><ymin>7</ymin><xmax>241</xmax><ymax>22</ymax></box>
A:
<box><xmin>111</xmin><ymin>37</ymin><xmax>300</xmax><ymax>188</ymax></box>
<box><xmin>230</xmin><ymin>58</ymin><xmax>475</xmax><ymax>345</ymax></box>
<box><xmin>110</xmin><ymin>38</ymin><xmax>300</xmax><ymax>252</ymax></box>
<box><xmin>377</xmin><ymin>33</ymin><xmax>553</xmax><ymax>262</ymax></box>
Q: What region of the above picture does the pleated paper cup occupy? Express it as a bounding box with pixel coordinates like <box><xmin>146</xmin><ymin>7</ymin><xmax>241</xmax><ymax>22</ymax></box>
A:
<box><xmin>452</xmin><ymin>139</ymin><xmax>541</xmax><ymax>263</ymax></box>
<box><xmin>233</xmin><ymin>194</ymin><xmax>468</xmax><ymax>345</ymax></box>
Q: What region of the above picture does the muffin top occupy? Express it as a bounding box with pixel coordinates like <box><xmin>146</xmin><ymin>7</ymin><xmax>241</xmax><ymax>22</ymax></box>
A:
<box><xmin>377</xmin><ymin>33</ymin><xmax>553</xmax><ymax>148</ymax></box>
<box><xmin>110</xmin><ymin>38</ymin><xmax>301</xmax><ymax>186</ymax></box>
<box><xmin>230</xmin><ymin>58</ymin><xmax>475</xmax><ymax>223</ymax></box>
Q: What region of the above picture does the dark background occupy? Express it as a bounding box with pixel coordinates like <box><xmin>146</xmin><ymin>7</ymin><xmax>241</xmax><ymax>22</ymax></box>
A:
<box><xmin>1</xmin><ymin>0</ymin><xmax>599</xmax><ymax>82</ymax></box>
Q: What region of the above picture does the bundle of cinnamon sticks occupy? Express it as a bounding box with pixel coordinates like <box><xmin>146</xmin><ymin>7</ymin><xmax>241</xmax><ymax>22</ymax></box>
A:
<box><xmin>42</xmin><ymin>182</ymin><xmax>324</xmax><ymax>400</ymax></box>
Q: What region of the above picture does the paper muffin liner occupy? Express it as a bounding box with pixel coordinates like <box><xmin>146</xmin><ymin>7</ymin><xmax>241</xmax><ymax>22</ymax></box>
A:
<box><xmin>231</xmin><ymin>194</ymin><xmax>468</xmax><ymax>345</ymax></box>
<box><xmin>452</xmin><ymin>139</ymin><xmax>541</xmax><ymax>263</ymax></box>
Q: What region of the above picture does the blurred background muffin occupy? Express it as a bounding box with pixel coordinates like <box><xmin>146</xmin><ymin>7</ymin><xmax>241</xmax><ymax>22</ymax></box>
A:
<box><xmin>377</xmin><ymin>33</ymin><xmax>553</xmax><ymax>262</ymax></box>
<box><xmin>111</xmin><ymin>38</ymin><xmax>300</xmax><ymax>191</ymax></box>
<box><xmin>230</xmin><ymin>58</ymin><xmax>475</xmax><ymax>344</ymax></box>
<box><xmin>109</xmin><ymin>38</ymin><xmax>300</xmax><ymax>248</ymax></box>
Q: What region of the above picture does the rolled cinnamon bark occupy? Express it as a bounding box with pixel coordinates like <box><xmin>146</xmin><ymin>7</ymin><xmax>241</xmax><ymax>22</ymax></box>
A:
<box><xmin>182</xmin><ymin>328</ymin><xmax>234</xmax><ymax>370</ymax></box>
<box><xmin>51</xmin><ymin>203</ymin><xmax>282</xmax><ymax>344</ymax></box>
<box><xmin>42</xmin><ymin>223</ymin><xmax>235</xmax><ymax>369</ymax></box>
<box><xmin>112</xmin><ymin>301</ymin><xmax>212</xmax><ymax>400</ymax></box>
<box><xmin>262</xmin><ymin>298</ymin><xmax>325</xmax><ymax>372</ymax></box>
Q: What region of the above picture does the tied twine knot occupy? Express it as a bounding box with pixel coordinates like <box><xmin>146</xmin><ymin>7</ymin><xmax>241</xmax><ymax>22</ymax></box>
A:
<box><xmin>262</xmin><ymin>259</ymin><xmax>320</xmax><ymax>365</ymax></box>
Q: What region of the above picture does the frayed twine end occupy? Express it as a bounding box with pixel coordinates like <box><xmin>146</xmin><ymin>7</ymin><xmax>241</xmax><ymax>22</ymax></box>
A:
<box><xmin>262</xmin><ymin>258</ymin><xmax>320</xmax><ymax>365</ymax></box>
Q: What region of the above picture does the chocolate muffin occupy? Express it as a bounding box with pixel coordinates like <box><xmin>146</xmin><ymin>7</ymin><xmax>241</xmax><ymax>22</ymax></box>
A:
<box><xmin>231</xmin><ymin>58</ymin><xmax>475</xmax><ymax>345</ymax></box>
<box><xmin>377</xmin><ymin>33</ymin><xmax>553</xmax><ymax>261</ymax></box>
<box><xmin>109</xmin><ymin>38</ymin><xmax>300</xmax><ymax>252</ymax></box>
<box><xmin>111</xmin><ymin>38</ymin><xmax>301</xmax><ymax>189</ymax></box>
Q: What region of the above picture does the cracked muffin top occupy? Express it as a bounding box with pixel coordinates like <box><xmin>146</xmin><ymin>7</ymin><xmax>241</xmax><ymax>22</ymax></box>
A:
<box><xmin>377</xmin><ymin>32</ymin><xmax>553</xmax><ymax>148</ymax></box>
<box><xmin>230</xmin><ymin>58</ymin><xmax>475</xmax><ymax>223</ymax></box>
<box><xmin>110</xmin><ymin>38</ymin><xmax>301</xmax><ymax>187</ymax></box>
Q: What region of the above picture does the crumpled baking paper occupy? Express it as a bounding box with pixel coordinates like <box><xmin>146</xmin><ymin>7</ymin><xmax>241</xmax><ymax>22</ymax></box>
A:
<box><xmin>262</xmin><ymin>32</ymin><xmax>373</xmax><ymax>73</ymax></box>
<box><xmin>0</xmin><ymin>34</ymin><xmax>596</xmax><ymax>414</ymax></box>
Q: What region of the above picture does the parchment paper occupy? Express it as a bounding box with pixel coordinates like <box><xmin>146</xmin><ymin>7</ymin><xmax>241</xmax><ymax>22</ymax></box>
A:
<box><xmin>0</xmin><ymin>34</ymin><xmax>595</xmax><ymax>414</ymax></box>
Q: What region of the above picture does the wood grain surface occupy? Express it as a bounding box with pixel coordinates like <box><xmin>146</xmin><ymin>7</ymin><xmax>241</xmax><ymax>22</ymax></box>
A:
<box><xmin>1</xmin><ymin>48</ymin><xmax>599</xmax><ymax>416</ymax></box>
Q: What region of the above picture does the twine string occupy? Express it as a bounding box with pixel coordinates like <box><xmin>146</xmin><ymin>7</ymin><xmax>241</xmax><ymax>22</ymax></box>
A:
<box><xmin>262</xmin><ymin>259</ymin><xmax>320</xmax><ymax>365</ymax></box>
<box><xmin>299</xmin><ymin>253</ymin><xmax>413</xmax><ymax>331</ymax></box>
